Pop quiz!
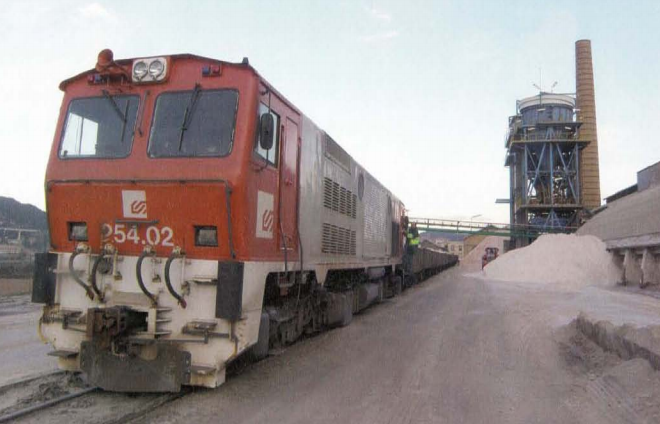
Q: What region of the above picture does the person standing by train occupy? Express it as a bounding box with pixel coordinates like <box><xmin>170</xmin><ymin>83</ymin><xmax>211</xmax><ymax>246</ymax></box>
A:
<box><xmin>407</xmin><ymin>222</ymin><xmax>420</xmax><ymax>255</ymax></box>
<box><xmin>404</xmin><ymin>221</ymin><xmax>420</xmax><ymax>274</ymax></box>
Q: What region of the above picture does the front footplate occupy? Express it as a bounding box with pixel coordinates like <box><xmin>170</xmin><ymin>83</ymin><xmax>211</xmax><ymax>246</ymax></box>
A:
<box><xmin>80</xmin><ymin>342</ymin><xmax>191</xmax><ymax>392</ymax></box>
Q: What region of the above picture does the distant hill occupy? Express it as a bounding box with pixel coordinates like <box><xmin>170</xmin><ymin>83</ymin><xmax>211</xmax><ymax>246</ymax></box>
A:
<box><xmin>0</xmin><ymin>196</ymin><xmax>47</xmax><ymax>230</ymax></box>
<box><xmin>0</xmin><ymin>196</ymin><xmax>49</xmax><ymax>261</ymax></box>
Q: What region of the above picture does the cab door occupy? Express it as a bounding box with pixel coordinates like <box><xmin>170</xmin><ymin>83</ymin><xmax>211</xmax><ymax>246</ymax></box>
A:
<box><xmin>278</xmin><ymin>117</ymin><xmax>299</xmax><ymax>254</ymax></box>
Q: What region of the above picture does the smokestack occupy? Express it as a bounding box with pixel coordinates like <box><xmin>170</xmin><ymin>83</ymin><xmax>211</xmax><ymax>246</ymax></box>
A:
<box><xmin>575</xmin><ymin>39</ymin><xmax>601</xmax><ymax>210</ymax></box>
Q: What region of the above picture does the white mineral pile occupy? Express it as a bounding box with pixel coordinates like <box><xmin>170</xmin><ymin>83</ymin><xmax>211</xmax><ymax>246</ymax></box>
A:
<box><xmin>483</xmin><ymin>234</ymin><xmax>620</xmax><ymax>289</ymax></box>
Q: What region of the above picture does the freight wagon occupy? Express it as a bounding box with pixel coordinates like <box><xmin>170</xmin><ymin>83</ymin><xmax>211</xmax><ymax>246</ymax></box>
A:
<box><xmin>409</xmin><ymin>247</ymin><xmax>459</xmax><ymax>284</ymax></box>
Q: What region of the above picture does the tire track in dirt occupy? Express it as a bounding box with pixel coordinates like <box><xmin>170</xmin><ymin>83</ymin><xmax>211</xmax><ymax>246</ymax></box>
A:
<box><xmin>585</xmin><ymin>376</ymin><xmax>642</xmax><ymax>424</ymax></box>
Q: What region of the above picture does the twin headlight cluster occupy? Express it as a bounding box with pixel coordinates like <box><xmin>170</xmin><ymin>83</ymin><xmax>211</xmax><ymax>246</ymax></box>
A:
<box><xmin>131</xmin><ymin>57</ymin><xmax>168</xmax><ymax>83</ymax></box>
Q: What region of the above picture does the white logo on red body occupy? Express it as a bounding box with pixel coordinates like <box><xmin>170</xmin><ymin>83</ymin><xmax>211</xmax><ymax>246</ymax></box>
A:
<box><xmin>122</xmin><ymin>190</ymin><xmax>147</xmax><ymax>219</ymax></box>
<box><xmin>262</xmin><ymin>210</ymin><xmax>274</xmax><ymax>232</ymax></box>
<box><xmin>256</xmin><ymin>191</ymin><xmax>274</xmax><ymax>239</ymax></box>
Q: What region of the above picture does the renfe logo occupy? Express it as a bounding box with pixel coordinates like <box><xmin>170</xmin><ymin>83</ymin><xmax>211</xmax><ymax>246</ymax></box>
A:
<box><xmin>262</xmin><ymin>210</ymin><xmax>274</xmax><ymax>232</ymax></box>
<box><xmin>256</xmin><ymin>191</ymin><xmax>274</xmax><ymax>239</ymax></box>
<box><xmin>122</xmin><ymin>190</ymin><xmax>147</xmax><ymax>219</ymax></box>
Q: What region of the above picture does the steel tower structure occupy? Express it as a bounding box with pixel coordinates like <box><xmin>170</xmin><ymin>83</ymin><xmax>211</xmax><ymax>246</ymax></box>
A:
<box><xmin>505</xmin><ymin>92</ymin><xmax>589</xmax><ymax>247</ymax></box>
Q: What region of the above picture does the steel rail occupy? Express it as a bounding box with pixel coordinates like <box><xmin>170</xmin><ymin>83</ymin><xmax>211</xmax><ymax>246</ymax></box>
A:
<box><xmin>0</xmin><ymin>381</ymin><xmax>191</xmax><ymax>424</ymax></box>
<box><xmin>0</xmin><ymin>370</ymin><xmax>67</xmax><ymax>394</ymax></box>
<box><xmin>101</xmin><ymin>390</ymin><xmax>191</xmax><ymax>424</ymax></box>
<box><xmin>0</xmin><ymin>387</ymin><xmax>98</xmax><ymax>423</ymax></box>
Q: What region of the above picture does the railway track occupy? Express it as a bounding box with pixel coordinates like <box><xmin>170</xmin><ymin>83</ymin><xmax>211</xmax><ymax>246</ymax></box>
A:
<box><xmin>0</xmin><ymin>371</ymin><xmax>189</xmax><ymax>423</ymax></box>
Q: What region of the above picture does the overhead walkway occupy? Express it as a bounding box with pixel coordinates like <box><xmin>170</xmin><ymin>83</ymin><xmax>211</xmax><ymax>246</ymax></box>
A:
<box><xmin>409</xmin><ymin>217</ymin><xmax>577</xmax><ymax>240</ymax></box>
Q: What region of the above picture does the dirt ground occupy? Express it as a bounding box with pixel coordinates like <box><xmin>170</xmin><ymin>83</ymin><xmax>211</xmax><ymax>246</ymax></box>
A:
<box><xmin>0</xmin><ymin>278</ymin><xmax>32</xmax><ymax>296</ymax></box>
<box><xmin>129</xmin><ymin>267</ymin><xmax>660</xmax><ymax>424</ymax></box>
<box><xmin>0</xmin><ymin>294</ymin><xmax>56</xmax><ymax>386</ymax></box>
<box><xmin>4</xmin><ymin>267</ymin><xmax>660</xmax><ymax>423</ymax></box>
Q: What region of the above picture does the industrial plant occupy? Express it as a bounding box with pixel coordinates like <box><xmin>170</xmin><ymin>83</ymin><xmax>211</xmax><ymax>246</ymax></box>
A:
<box><xmin>505</xmin><ymin>40</ymin><xmax>601</xmax><ymax>248</ymax></box>
<box><xmin>2</xmin><ymin>16</ymin><xmax>660</xmax><ymax>422</ymax></box>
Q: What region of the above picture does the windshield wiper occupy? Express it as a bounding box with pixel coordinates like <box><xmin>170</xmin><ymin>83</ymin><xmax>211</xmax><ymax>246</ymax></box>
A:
<box><xmin>178</xmin><ymin>84</ymin><xmax>202</xmax><ymax>152</ymax></box>
<box><xmin>102</xmin><ymin>90</ymin><xmax>129</xmax><ymax>142</ymax></box>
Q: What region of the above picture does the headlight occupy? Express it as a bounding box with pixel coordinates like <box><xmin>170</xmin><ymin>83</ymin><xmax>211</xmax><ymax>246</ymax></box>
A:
<box><xmin>195</xmin><ymin>226</ymin><xmax>218</xmax><ymax>247</ymax></box>
<box><xmin>133</xmin><ymin>61</ymin><xmax>148</xmax><ymax>80</ymax></box>
<box><xmin>68</xmin><ymin>222</ymin><xmax>88</xmax><ymax>241</ymax></box>
<box><xmin>149</xmin><ymin>60</ymin><xmax>165</xmax><ymax>77</ymax></box>
<box><xmin>131</xmin><ymin>57</ymin><xmax>168</xmax><ymax>83</ymax></box>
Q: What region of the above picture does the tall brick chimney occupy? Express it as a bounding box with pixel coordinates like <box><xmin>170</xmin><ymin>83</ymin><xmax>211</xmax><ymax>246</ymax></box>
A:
<box><xmin>575</xmin><ymin>40</ymin><xmax>601</xmax><ymax>210</ymax></box>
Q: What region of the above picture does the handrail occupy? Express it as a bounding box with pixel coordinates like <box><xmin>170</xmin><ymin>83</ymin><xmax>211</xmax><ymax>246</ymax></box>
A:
<box><xmin>136</xmin><ymin>247</ymin><xmax>158</xmax><ymax>306</ymax></box>
<box><xmin>164</xmin><ymin>248</ymin><xmax>187</xmax><ymax>308</ymax></box>
<box><xmin>68</xmin><ymin>246</ymin><xmax>95</xmax><ymax>300</ymax></box>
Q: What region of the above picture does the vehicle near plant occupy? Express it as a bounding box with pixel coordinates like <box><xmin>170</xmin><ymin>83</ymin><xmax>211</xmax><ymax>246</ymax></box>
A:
<box><xmin>482</xmin><ymin>247</ymin><xmax>500</xmax><ymax>269</ymax></box>
<box><xmin>32</xmin><ymin>49</ymin><xmax>457</xmax><ymax>392</ymax></box>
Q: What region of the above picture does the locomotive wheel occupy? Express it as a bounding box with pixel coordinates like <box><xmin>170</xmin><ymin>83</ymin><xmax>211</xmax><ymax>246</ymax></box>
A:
<box><xmin>250</xmin><ymin>312</ymin><xmax>270</xmax><ymax>361</ymax></box>
<box><xmin>339</xmin><ymin>294</ymin><xmax>353</xmax><ymax>327</ymax></box>
<box><xmin>393</xmin><ymin>276</ymin><xmax>403</xmax><ymax>296</ymax></box>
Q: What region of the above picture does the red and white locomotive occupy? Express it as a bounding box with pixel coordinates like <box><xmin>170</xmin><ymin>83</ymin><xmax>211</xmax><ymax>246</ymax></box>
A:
<box><xmin>33</xmin><ymin>50</ymin><xmax>454</xmax><ymax>392</ymax></box>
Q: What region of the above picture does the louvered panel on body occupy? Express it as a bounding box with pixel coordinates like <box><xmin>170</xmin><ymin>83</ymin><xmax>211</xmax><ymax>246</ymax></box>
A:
<box><xmin>350</xmin><ymin>193</ymin><xmax>357</xmax><ymax>219</ymax></box>
<box><xmin>363</xmin><ymin>176</ymin><xmax>389</xmax><ymax>257</ymax></box>
<box><xmin>323</xmin><ymin>177</ymin><xmax>333</xmax><ymax>209</ymax></box>
<box><xmin>322</xmin><ymin>223</ymin><xmax>356</xmax><ymax>256</ymax></box>
<box><xmin>339</xmin><ymin>186</ymin><xmax>347</xmax><ymax>215</ymax></box>
<box><xmin>332</xmin><ymin>181</ymin><xmax>340</xmax><ymax>212</ymax></box>
<box><xmin>323</xmin><ymin>177</ymin><xmax>357</xmax><ymax>220</ymax></box>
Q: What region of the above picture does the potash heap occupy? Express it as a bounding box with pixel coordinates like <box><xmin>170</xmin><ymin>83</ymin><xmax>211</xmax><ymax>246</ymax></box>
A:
<box><xmin>483</xmin><ymin>234</ymin><xmax>620</xmax><ymax>289</ymax></box>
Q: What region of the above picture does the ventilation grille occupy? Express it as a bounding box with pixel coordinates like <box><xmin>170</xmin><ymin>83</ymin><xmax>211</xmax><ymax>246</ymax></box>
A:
<box><xmin>325</xmin><ymin>134</ymin><xmax>351</xmax><ymax>174</ymax></box>
<box><xmin>322</xmin><ymin>223</ymin><xmax>356</xmax><ymax>255</ymax></box>
<box><xmin>363</xmin><ymin>176</ymin><xmax>389</xmax><ymax>257</ymax></box>
<box><xmin>323</xmin><ymin>177</ymin><xmax>357</xmax><ymax>219</ymax></box>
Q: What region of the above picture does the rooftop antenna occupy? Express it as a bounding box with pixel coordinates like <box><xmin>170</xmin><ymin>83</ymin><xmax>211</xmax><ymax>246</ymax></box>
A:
<box><xmin>532</xmin><ymin>70</ymin><xmax>559</xmax><ymax>93</ymax></box>
<box><xmin>533</xmin><ymin>68</ymin><xmax>543</xmax><ymax>92</ymax></box>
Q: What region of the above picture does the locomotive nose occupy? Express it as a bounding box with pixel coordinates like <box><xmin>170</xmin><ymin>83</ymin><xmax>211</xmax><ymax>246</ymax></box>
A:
<box><xmin>47</xmin><ymin>181</ymin><xmax>232</xmax><ymax>259</ymax></box>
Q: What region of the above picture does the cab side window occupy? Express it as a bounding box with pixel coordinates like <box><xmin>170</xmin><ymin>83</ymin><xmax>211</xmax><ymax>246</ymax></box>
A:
<box><xmin>255</xmin><ymin>103</ymin><xmax>280</xmax><ymax>166</ymax></box>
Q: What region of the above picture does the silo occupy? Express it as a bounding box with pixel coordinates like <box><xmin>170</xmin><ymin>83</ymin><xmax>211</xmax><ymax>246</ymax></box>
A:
<box><xmin>575</xmin><ymin>40</ymin><xmax>601</xmax><ymax>210</ymax></box>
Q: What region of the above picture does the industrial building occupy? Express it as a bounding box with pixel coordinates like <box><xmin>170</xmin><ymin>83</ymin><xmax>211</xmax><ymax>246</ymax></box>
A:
<box><xmin>578</xmin><ymin>160</ymin><xmax>660</xmax><ymax>287</ymax></box>
<box><xmin>505</xmin><ymin>40</ymin><xmax>601</xmax><ymax>248</ymax></box>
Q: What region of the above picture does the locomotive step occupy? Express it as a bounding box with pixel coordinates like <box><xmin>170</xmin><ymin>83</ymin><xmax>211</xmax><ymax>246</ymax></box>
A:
<box><xmin>134</xmin><ymin>330</ymin><xmax>172</xmax><ymax>337</ymax></box>
<box><xmin>191</xmin><ymin>364</ymin><xmax>217</xmax><ymax>375</ymax></box>
<box><xmin>48</xmin><ymin>349</ymin><xmax>79</xmax><ymax>358</ymax></box>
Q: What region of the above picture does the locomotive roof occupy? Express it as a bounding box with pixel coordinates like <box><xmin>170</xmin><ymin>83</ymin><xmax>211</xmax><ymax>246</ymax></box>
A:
<box><xmin>57</xmin><ymin>51</ymin><xmax>402</xmax><ymax>208</ymax></box>
<box><xmin>59</xmin><ymin>52</ymin><xmax>303</xmax><ymax>117</ymax></box>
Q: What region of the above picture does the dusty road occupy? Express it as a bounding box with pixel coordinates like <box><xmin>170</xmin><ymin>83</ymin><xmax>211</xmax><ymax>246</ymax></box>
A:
<box><xmin>5</xmin><ymin>267</ymin><xmax>660</xmax><ymax>423</ymax></box>
<box><xmin>0</xmin><ymin>278</ymin><xmax>32</xmax><ymax>297</ymax></box>
<box><xmin>0</xmin><ymin>294</ymin><xmax>55</xmax><ymax>386</ymax></box>
<box><xmin>129</xmin><ymin>267</ymin><xmax>660</xmax><ymax>424</ymax></box>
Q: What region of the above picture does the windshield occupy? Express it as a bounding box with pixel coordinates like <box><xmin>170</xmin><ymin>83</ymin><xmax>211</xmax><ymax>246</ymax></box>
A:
<box><xmin>59</xmin><ymin>94</ymin><xmax>139</xmax><ymax>158</ymax></box>
<box><xmin>148</xmin><ymin>89</ymin><xmax>238</xmax><ymax>158</ymax></box>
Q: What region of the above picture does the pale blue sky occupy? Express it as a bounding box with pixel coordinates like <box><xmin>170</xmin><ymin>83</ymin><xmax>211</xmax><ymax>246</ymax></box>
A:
<box><xmin>1</xmin><ymin>0</ymin><xmax>659</xmax><ymax>222</ymax></box>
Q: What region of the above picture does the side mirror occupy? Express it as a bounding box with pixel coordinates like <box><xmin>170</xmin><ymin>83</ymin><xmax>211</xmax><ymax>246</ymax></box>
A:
<box><xmin>259</xmin><ymin>113</ymin><xmax>274</xmax><ymax>151</ymax></box>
